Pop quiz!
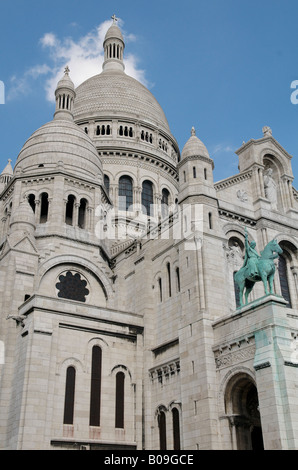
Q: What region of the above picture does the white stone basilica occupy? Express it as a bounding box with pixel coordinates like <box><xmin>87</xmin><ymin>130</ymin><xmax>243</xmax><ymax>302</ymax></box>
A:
<box><xmin>0</xmin><ymin>18</ymin><xmax>298</xmax><ymax>450</ymax></box>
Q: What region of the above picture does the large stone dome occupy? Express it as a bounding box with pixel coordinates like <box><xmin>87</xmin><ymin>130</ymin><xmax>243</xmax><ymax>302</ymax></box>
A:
<box><xmin>15</xmin><ymin>119</ymin><xmax>103</xmax><ymax>181</ymax></box>
<box><xmin>73</xmin><ymin>69</ymin><xmax>171</xmax><ymax>133</ymax></box>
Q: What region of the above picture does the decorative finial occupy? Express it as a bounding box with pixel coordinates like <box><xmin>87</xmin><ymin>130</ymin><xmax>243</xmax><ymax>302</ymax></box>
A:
<box><xmin>111</xmin><ymin>14</ymin><xmax>118</xmax><ymax>24</ymax></box>
<box><xmin>262</xmin><ymin>125</ymin><xmax>272</xmax><ymax>137</ymax></box>
<box><xmin>64</xmin><ymin>65</ymin><xmax>70</xmax><ymax>75</ymax></box>
<box><xmin>191</xmin><ymin>127</ymin><xmax>196</xmax><ymax>136</ymax></box>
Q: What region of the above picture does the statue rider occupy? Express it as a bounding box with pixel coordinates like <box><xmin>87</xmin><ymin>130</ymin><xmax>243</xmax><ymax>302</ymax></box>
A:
<box><xmin>242</xmin><ymin>230</ymin><xmax>261</xmax><ymax>279</ymax></box>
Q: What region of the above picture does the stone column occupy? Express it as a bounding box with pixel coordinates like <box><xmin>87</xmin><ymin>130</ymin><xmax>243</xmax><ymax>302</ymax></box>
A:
<box><xmin>290</xmin><ymin>266</ymin><xmax>298</xmax><ymax>298</ymax></box>
<box><xmin>35</xmin><ymin>199</ymin><xmax>41</xmax><ymax>224</ymax></box>
<box><xmin>74</xmin><ymin>202</ymin><xmax>80</xmax><ymax>227</ymax></box>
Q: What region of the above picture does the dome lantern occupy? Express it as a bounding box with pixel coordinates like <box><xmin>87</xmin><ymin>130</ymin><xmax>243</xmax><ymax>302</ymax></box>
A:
<box><xmin>102</xmin><ymin>15</ymin><xmax>125</xmax><ymax>72</ymax></box>
<box><xmin>54</xmin><ymin>66</ymin><xmax>76</xmax><ymax>122</ymax></box>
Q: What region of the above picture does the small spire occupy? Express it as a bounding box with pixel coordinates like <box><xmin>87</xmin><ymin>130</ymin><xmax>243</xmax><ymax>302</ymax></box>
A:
<box><xmin>191</xmin><ymin>127</ymin><xmax>196</xmax><ymax>136</ymax></box>
<box><xmin>64</xmin><ymin>65</ymin><xmax>70</xmax><ymax>75</ymax></box>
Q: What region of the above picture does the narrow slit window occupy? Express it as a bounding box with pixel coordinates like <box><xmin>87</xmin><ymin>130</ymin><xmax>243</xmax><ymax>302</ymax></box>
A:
<box><xmin>167</xmin><ymin>263</ymin><xmax>171</xmax><ymax>297</ymax></box>
<box><xmin>89</xmin><ymin>346</ymin><xmax>102</xmax><ymax>427</ymax></box>
<box><xmin>115</xmin><ymin>372</ymin><xmax>125</xmax><ymax>428</ymax></box>
<box><xmin>63</xmin><ymin>366</ymin><xmax>76</xmax><ymax>425</ymax></box>
<box><xmin>40</xmin><ymin>192</ymin><xmax>49</xmax><ymax>223</ymax></box>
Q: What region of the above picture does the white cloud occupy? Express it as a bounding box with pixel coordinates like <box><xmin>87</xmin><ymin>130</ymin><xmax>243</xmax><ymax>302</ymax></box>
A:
<box><xmin>8</xmin><ymin>18</ymin><xmax>148</xmax><ymax>103</ymax></box>
<box><xmin>212</xmin><ymin>143</ymin><xmax>234</xmax><ymax>155</ymax></box>
<box><xmin>7</xmin><ymin>64</ymin><xmax>51</xmax><ymax>101</ymax></box>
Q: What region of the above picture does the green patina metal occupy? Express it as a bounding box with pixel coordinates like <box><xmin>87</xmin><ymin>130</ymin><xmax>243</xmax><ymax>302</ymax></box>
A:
<box><xmin>235</xmin><ymin>228</ymin><xmax>283</xmax><ymax>307</ymax></box>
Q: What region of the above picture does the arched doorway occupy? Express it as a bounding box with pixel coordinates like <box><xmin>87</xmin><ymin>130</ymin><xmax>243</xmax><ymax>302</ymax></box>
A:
<box><xmin>225</xmin><ymin>373</ymin><xmax>264</xmax><ymax>450</ymax></box>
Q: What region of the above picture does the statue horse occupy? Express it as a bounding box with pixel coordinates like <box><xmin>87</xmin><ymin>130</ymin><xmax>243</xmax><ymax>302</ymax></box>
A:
<box><xmin>234</xmin><ymin>239</ymin><xmax>283</xmax><ymax>307</ymax></box>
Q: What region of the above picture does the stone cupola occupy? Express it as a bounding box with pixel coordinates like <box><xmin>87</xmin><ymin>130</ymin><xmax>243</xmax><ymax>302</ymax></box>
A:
<box><xmin>102</xmin><ymin>15</ymin><xmax>125</xmax><ymax>72</ymax></box>
<box><xmin>54</xmin><ymin>66</ymin><xmax>76</xmax><ymax>122</ymax></box>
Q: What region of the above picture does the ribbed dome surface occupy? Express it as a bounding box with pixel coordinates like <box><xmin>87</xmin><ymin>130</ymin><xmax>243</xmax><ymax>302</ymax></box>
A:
<box><xmin>15</xmin><ymin>119</ymin><xmax>102</xmax><ymax>180</ymax></box>
<box><xmin>104</xmin><ymin>24</ymin><xmax>124</xmax><ymax>42</ymax></box>
<box><xmin>73</xmin><ymin>70</ymin><xmax>171</xmax><ymax>133</ymax></box>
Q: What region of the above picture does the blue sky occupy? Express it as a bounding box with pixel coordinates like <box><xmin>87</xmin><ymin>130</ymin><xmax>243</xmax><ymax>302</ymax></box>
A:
<box><xmin>1</xmin><ymin>0</ymin><xmax>298</xmax><ymax>182</ymax></box>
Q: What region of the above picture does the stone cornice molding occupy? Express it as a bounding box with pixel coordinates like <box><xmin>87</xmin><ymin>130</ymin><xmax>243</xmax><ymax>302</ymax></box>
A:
<box><xmin>177</xmin><ymin>154</ymin><xmax>214</xmax><ymax>169</ymax></box>
<box><xmin>214</xmin><ymin>170</ymin><xmax>252</xmax><ymax>191</ymax></box>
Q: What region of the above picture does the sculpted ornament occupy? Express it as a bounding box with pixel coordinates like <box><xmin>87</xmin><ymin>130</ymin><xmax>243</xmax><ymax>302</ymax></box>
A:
<box><xmin>234</xmin><ymin>228</ymin><xmax>283</xmax><ymax>307</ymax></box>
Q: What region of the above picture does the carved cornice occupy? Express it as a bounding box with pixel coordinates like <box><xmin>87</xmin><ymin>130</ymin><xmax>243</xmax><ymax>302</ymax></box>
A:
<box><xmin>214</xmin><ymin>170</ymin><xmax>252</xmax><ymax>191</ymax></box>
<box><xmin>149</xmin><ymin>358</ymin><xmax>180</xmax><ymax>384</ymax></box>
<box><xmin>213</xmin><ymin>336</ymin><xmax>255</xmax><ymax>370</ymax></box>
<box><xmin>218</xmin><ymin>208</ymin><xmax>256</xmax><ymax>226</ymax></box>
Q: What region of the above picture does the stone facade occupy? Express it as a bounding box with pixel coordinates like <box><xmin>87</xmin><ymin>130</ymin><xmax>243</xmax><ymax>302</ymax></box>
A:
<box><xmin>0</xmin><ymin>19</ymin><xmax>298</xmax><ymax>450</ymax></box>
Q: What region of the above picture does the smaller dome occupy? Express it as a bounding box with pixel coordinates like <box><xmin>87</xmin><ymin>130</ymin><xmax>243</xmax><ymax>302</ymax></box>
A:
<box><xmin>10</xmin><ymin>198</ymin><xmax>36</xmax><ymax>232</ymax></box>
<box><xmin>181</xmin><ymin>127</ymin><xmax>210</xmax><ymax>160</ymax></box>
<box><xmin>15</xmin><ymin>120</ymin><xmax>103</xmax><ymax>181</ymax></box>
<box><xmin>104</xmin><ymin>23</ymin><xmax>124</xmax><ymax>42</ymax></box>
<box><xmin>56</xmin><ymin>66</ymin><xmax>75</xmax><ymax>91</ymax></box>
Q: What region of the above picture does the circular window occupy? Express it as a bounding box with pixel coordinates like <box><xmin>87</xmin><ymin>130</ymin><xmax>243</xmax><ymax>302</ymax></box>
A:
<box><xmin>55</xmin><ymin>270</ymin><xmax>90</xmax><ymax>302</ymax></box>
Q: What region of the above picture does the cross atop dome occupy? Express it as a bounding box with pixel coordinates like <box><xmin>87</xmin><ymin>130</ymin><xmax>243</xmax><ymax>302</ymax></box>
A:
<box><xmin>111</xmin><ymin>14</ymin><xmax>118</xmax><ymax>24</ymax></box>
<box><xmin>64</xmin><ymin>65</ymin><xmax>70</xmax><ymax>75</ymax></box>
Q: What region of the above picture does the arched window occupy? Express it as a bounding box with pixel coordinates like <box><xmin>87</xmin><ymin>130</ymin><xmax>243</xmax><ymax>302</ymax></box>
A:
<box><xmin>89</xmin><ymin>346</ymin><xmax>102</xmax><ymax>427</ymax></box>
<box><xmin>28</xmin><ymin>194</ymin><xmax>36</xmax><ymax>213</ymax></box>
<box><xmin>278</xmin><ymin>255</ymin><xmax>292</xmax><ymax>308</ymax></box>
<box><xmin>104</xmin><ymin>175</ymin><xmax>110</xmax><ymax>195</ymax></box>
<box><xmin>158</xmin><ymin>410</ymin><xmax>167</xmax><ymax>450</ymax></box>
<box><xmin>172</xmin><ymin>408</ymin><xmax>181</xmax><ymax>450</ymax></box>
<box><xmin>167</xmin><ymin>262</ymin><xmax>171</xmax><ymax>297</ymax></box>
<box><xmin>119</xmin><ymin>176</ymin><xmax>133</xmax><ymax>211</ymax></box>
<box><xmin>161</xmin><ymin>188</ymin><xmax>170</xmax><ymax>219</ymax></box>
<box><xmin>176</xmin><ymin>267</ymin><xmax>180</xmax><ymax>292</ymax></box>
<box><xmin>115</xmin><ymin>372</ymin><xmax>125</xmax><ymax>428</ymax></box>
<box><xmin>40</xmin><ymin>192</ymin><xmax>49</xmax><ymax>223</ymax></box>
<box><xmin>78</xmin><ymin>198</ymin><xmax>87</xmax><ymax>229</ymax></box>
<box><xmin>65</xmin><ymin>195</ymin><xmax>75</xmax><ymax>225</ymax></box>
<box><xmin>142</xmin><ymin>180</ymin><xmax>154</xmax><ymax>216</ymax></box>
<box><xmin>208</xmin><ymin>212</ymin><xmax>213</xmax><ymax>229</ymax></box>
<box><xmin>158</xmin><ymin>277</ymin><xmax>162</xmax><ymax>302</ymax></box>
<box><xmin>63</xmin><ymin>366</ymin><xmax>76</xmax><ymax>425</ymax></box>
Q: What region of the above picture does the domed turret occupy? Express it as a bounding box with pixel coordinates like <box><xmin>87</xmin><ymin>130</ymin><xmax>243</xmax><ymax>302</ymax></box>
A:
<box><xmin>181</xmin><ymin>127</ymin><xmax>210</xmax><ymax>160</ymax></box>
<box><xmin>178</xmin><ymin>127</ymin><xmax>215</xmax><ymax>203</ymax></box>
<box><xmin>9</xmin><ymin>198</ymin><xmax>36</xmax><ymax>234</ymax></box>
<box><xmin>0</xmin><ymin>159</ymin><xmax>13</xmax><ymax>192</ymax></box>
<box><xmin>54</xmin><ymin>66</ymin><xmax>76</xmax><ymax>122</ymax></box>
<box><xmin>102</xmin><ymin>16</ymin><xmax>125</xmax><ymax>72</ymax></box>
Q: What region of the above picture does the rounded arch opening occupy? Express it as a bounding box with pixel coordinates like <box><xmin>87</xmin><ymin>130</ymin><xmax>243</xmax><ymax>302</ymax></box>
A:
<box><xmin>224</xmin><ymin>373</ymin><xmax>264</xmax><ymax>450</ymax></box>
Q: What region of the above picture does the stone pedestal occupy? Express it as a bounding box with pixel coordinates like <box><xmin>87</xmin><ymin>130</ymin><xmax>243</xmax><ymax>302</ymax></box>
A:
<box><xmin>213</xmin><ymin>295</ymin><xmax>298</xmax><ymax>450</ymax></box>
